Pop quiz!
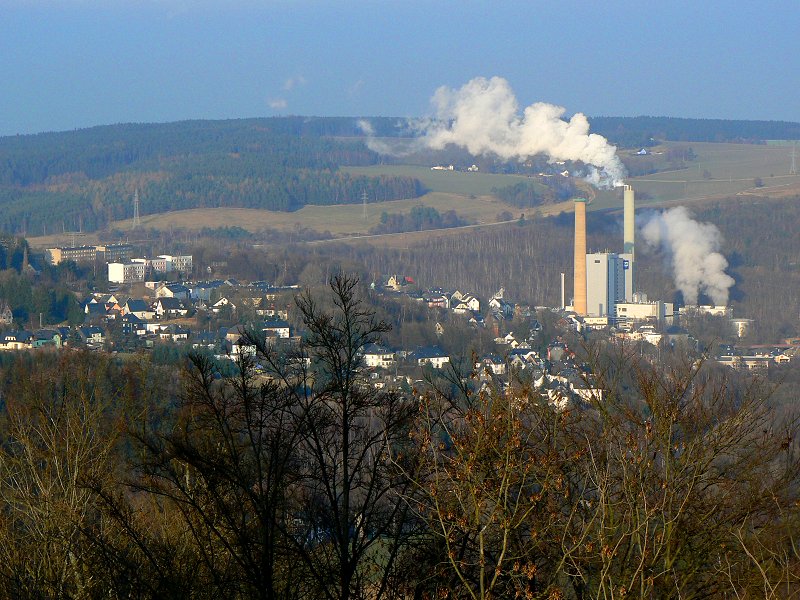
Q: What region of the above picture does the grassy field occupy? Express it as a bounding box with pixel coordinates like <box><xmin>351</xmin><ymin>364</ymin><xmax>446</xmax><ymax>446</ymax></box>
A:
<box><xmin>28</xmin><ymin>192</ymin><xmax>523</xmax><ymax>243</ymax></box>
<box><xmin>342</xmin><ymin>165</ymin><xmax>548</xmax><ymax>196</ymax></box>
<box><xmin>26</xmin><ymin>141</ymin><xmax>799</xmax><ymax>249</ymax></box>
<box><xmin>591</xmin><ymin>141</ymin><xmax>800</xmax><ymax>210</ymax></box>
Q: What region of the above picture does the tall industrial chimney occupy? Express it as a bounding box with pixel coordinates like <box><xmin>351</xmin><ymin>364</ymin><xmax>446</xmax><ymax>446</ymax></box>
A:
<box><xmin>623</xmin><ymin>184</ymin><xmax>635</xmax><ymax>256</ymax></box>
<box><xmin>573</xmin><ymin>198</ymin><xmax>587</xmax><ymax>315</ymax></box>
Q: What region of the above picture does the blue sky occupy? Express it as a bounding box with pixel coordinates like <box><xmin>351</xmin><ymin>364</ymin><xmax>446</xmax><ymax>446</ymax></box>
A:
<box><xmin>1</xmin><ymin>0</ymin><xmax>798</xmax><ymax>136</ymax></box>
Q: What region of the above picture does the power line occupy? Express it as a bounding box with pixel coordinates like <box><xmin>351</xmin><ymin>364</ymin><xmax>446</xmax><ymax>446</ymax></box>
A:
<box><xmin>133</xmin><ymin>188</ymin><xmax>141</xmax><ymax>229</ymax></box>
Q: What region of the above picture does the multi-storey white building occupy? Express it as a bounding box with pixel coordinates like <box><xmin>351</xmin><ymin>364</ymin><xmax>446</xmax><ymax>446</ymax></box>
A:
<box><xmin>159</xmin><ymin>255</ymin><xmax>193</xmax><ymax>273</ymax></box>
<box><xmin>585</xmin><ymin>252</ymin><xmax>633</xmax><ymax>318</ymax></box>
<box><xmin>615</xmin><ymin>300</ymin><xmax>674</xmax><ymax>328</ymax></box>
<box><xmin>108</xmin><ymin>261</ymin><xmax>147</xmax><ymax>284</ymax></box>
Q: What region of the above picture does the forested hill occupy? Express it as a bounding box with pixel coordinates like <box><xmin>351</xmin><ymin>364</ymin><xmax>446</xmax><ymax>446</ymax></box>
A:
<box><xmin>589</xmin><ymin>116</ymin><xmax>800</xmax><ymax>147</ymax></box>
<box><xmin>2</xmin><ymin>114</ymin><xmax>800</xmax><ymax>236</ymax></box>
<box><xmin>0</xmin><ymin>117</ymin><xmax>421</xmax><ymax>236</ymax></box>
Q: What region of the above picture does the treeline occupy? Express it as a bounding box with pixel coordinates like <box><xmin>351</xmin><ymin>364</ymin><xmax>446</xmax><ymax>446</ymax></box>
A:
<box><xmin>0</xmin><ymin>172</ymin><xmax>425</xmax><ymax>235</ymax></box>
<box><xmin>0</xmin><ymin>117</ymin><xmax>391</xmax><ymax>187</ymax></box>
<box><xmin>591</xmin><ymin>115</ymin><xmax>800</xmax><ymax>146</ymax></box>
<box><xmin>0</xmin><ymin>277</ymin><xmax>797</xmax><ymax>599</ymax></box>
<box><xmin>491</xmin><ymin>178</ymin><xmax>576</xmax><ymax>208</ymax></box>
<box><xmin>0</xmin><ymin>269</ymin><xmax>84</xmax><ymax>326</ymax></box>
<box><xmin>370</xmin><ymin>205</ymin><xmax>470</xmax><ymax>234</ymax></box>
<box><xmin>0</xmin><ymin>118</ymin><xmax>426</xmax><ymax>235</ymax></box>
<box><xmin>0</xmin><ymin>236</ymin><xmax>86</xmax><ymax>326</ymax></box>
<box><xmin>319</xmin><ymin>195</ymin><xmax>800</xmax><ymax>343</ymax></box>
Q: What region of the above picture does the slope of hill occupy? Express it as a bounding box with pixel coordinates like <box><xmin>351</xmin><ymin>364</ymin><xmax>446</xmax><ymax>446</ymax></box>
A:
<box><xmin>0</xmin><ymin>118</ymin><xmax>425</xmax><ymax>236</ymax></box>
<box><xmin>4</xmin><ymin>115</ymin><xmax>800</xmax><ymax>239</ymax></box>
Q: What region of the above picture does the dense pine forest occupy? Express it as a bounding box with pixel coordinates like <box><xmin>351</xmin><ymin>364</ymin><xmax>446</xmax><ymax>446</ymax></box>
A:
<box><xmin>0</xmin><ymin>118</ymin><xmax>424</xmax><ymax>235</ymax></box>
<box><xmin>590</xmin><ymin>115</ymin><xmax>800</xmax><ymax>147</ymax></box>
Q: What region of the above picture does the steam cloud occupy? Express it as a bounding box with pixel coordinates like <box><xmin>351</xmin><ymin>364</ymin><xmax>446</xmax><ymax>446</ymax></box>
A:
<box><xmin>640</xmin><ymin>207</ymin><xmax>734</xmax><ymax>306</ymax></box>
<box><xmin>359</xmin><ymin>77</ymin><xmax>625</xmax><ymax>186</ymax></box>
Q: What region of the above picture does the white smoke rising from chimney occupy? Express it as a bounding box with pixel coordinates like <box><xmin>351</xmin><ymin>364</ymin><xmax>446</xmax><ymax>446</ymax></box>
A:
<box><xmin>640</xmin><ymin>206</ymin><xmax>735</xmax><ymax>306</ymax></box>
<box><xmin>421</xmin><ymin>77</ymin><xmax>626</xmax><ymax>187</ymax></box>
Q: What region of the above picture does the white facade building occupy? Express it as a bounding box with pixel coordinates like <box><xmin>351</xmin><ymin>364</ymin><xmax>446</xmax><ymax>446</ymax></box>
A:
<box><xmin>108</xmin><ymin>262</ymin><xmax>147</xmax><ymax>284</ymax></box>
<box><xmin>615</xmin><ymin>301</ymin><xmax>674</xmax><ymax>327</ymax></box>
<box><xmin>585</xmin><ymin>252</ymin><xmax>633</xmax><ymax>318</ymax></box>
<box><xmin>159</xmin><ymin>255</ymin><xmax>193</xmax><ymax>273</ymax></box>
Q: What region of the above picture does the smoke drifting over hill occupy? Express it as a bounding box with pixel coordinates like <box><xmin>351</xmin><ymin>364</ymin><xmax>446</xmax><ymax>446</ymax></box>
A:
<box><xmin>640</xmin><ymin>206</ymin><xmax>735</xmax><ymax>306</ymax></box>
<box><xmin>421</xmin><ymin>77</ymin><xmax>625</xmax><ymax>186</ymax></box>
<box><xmin>360</xmin><ymin>77</ymin><xmax>626</xmax><ymax>187</ymax></box>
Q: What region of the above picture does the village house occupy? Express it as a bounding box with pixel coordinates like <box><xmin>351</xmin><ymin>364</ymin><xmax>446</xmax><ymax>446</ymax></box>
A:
<box><xmin>361</xmin><ymin>344</ymin><xmax>395</xmax><ymax>369</ymax></box>
<box><xmin>31</xmin><ymin>329</ymin><xmax>62</xmax><ymax>348</ymax></box>
<box><xmin>488</xmin><ymin>288</ymin><xmax>514</xmax><ymax>319</ymax></box>
<box><xmin>153</xmin><ymin>297</ymin><xmax>189</xmax><ymax>319</ymax></box>
<box><xmin>212</xmin><ymin>297</ymin><xmax>237</xmax><ymax>314</ymax></box>
<box><xmin>230</xmin><ymin>334</ymin><xmax>256</xmax><ymax>359</ymax></box>
<box><xmin>158</xmin><ymin>324</ymin><xmax>190</xmax><ymax>342</ymax></box>
<box><xmin>451</xmin><ymin>293</ymin><xmax>480</xmax><ymax>315</ymax></box>
<box><xmin>120</xmin><ymin>313</ymin><xmax>147</xmax><ymax>336</ymax></box>
<box><xmin>411</xmin><ymin>346</ymin><xmax>450</xmax><ymax>369</ymax></box>
<box><xmin>476</xmin><ymin>354</ymin><xmax>506</xmax><ymax>376</ymax></box>
<box><xmin>155</xmin><ymin>283</ymin><xmax>190</xmax><ymax>301</ymax></box>
<box><xmin>0</xmin><ymin>331</ymin><xmax>32</xmax><ymax>351</ymax></box>
<box><xmin>385</xmin><ymin>275</ymin><xmax>415</xmax><ymax>292</ymax></box>
<box><xmin>190</xmin><ymin>280</ymin><xmax>225</xmax><ymax>302</ymax></box>
<box><xmin>78</xmin><ymin>326</ymin><xmax>105</xmax><ymax>346</ymax></box>
<box><xmin>122</xmin><ymin>299</ymin><xmax>155</xmax><ymax>321</ymax></box>
<box><xmin>262</xmin><ymin>317</ymin><xmax>291</xmax><ymax>339</ymax></box>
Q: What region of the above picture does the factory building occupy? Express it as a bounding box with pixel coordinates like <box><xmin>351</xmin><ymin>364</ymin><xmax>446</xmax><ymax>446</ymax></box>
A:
<box><xmin>615</xmin><ymin>297</ymin><xmax>674</xmax><ymax>329</ymax></box>
<box><xmin>585</xmin><ymin>252</ymin><xmax>633</xmax><ymax>317</ymax></box>
<box><xmin>572</xmin><ymin>188</ymin><xmax>635</xmax><ymax>319</ymax></box>
<box><xmin>731</xmin><ymin>318</ymin><xmax>754</xmax><ymax>338</ymax></box>
<box><xmin>572</xmin><ymin>198</ymin><xmax>588</xmax><ymax>315</ymax></box>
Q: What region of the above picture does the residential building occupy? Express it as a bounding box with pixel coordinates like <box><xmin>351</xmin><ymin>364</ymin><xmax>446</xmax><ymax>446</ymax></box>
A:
<box><xmin>46</xmin><ymin>245</ymin><xmax>98</xmax><ymax>266</ymax></box>
<box><xmin>262</xmin><ymin>317</ymin><xmax>291</xmax><ymax>339</ymax></box>
<box><xmin>96</xmin><ymin>244</ymin><xmax>133</xmax><ymax>263</ymax></box>
<box><xmin>108</xmin><ymin>261</ymin><xmax>147</xmax><ymax>284</ymax></box>
<box><xmin>122</xmin><ymin>299</ymin><xmax>155</xmax><ymax>321</ymax></box>
<box><xmin>32</xmin><ymin>329</ymin><xmax>62</xmax><ymax>348</ymax></box>
<box><xmin>153</xmin><ymin>297</ymin><xmax>189</xmax><ymax>319</ymax></box>
<box><xmin>362</xmin><ymin>344</ymin><xmax>395</xmax><ymax>369</ymax></box>
<box><xmin>120</xmin><ymin>313</ymin><xmax>147</xmax><ymax>336</ymax></box>
<box><xmin>0</xmin><ymin>301</ymin><xmax>12</xmax><ymax>325</ymax></box>
<box><xmin>78</xmin><ymin>326</ymin><xmax>105</xmax><ymax>346</ymax></box>
<box><xmin>155</xmin><ymin>284</ymin><xmax>190</xmax><ymax>300</ymax></box>
<box><xmin>158</xmin><ymin>255</ymin><xmax>193</xmax><ymax>273</ymax></box>
<box><xmin>411</xmin><ymin>346</ymin><xmax>450</xmax><ymax>369</ymax></box>
<box><xmin>0</xmin><ymin>331</ymin><xmax>32</xmax><ymax>350</ymax></box>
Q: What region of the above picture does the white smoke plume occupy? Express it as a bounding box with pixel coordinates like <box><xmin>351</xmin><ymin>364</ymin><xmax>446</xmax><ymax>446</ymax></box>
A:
<box><xmin>357</xmin><ymin>77</ymin><xmax>626</xmax><ymax>186</ymax></box>
<box><xmin>640</xmin><ymin>206</ymin><xmax>735</xmax><ymax>306</ymax></box>
<box><xmin>421</xmin><ymin>77</ymin><xmax>626</xmax><ymax>187</ymax></box>
<box><xmin>357</xmin><ymin>119</ymin><xmax>420</xmax><ymax>156</ymax></box>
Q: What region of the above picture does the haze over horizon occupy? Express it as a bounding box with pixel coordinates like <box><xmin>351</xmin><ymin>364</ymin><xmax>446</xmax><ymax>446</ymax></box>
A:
<box><xmin>2</xmin><ymin>0</ymin><xmax>799</xmax><ymax>137</ymax></box>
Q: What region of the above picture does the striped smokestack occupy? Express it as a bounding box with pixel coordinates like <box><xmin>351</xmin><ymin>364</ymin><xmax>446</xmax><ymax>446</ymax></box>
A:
<box><xmin>573</xmin><ymin>198</ymin><xmax>587</xmax><ymax>315</ymax></box>
<box><xmin>623</xmin><ymin>184</ymin><xmax>634</xmax><ymax>256</ymax></box>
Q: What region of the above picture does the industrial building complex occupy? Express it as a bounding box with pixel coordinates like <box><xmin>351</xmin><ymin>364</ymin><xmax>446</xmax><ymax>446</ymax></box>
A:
<box><xmin>570</xmin><ymin>185</ymin><xmax>673</xmax><ymax>329</ymax></box>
